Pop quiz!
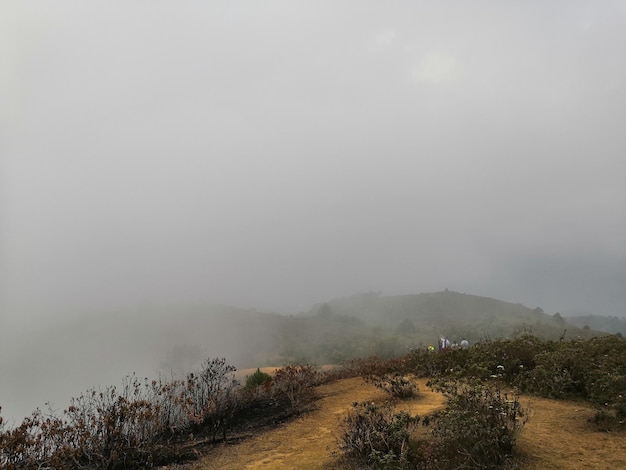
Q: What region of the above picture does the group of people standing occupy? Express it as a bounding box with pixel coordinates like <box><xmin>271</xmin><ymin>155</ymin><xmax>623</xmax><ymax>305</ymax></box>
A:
<box><xmin>427</xmin><ymin>337</ymin><xmax>470</xmax><ymax>352</ymax></box>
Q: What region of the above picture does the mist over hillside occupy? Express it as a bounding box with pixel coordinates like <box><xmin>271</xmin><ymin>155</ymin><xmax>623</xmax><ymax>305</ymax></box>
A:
<box><xmin>312</xmin><ymin>290</ymin><xmax>546</xmax><ymax>324</ymax></box>
<box><xmin>2</xmin><ymin>304</ymin><xmax>284</xmax><ymax>418</ymax></box>
<box><xmin>308</xmin><ymin>290</ymin><xmax>595</xmax><ymax>341</ymax></box>
<box><xmin>565</xmin><ymin>314</ymin><xmax>626</xmax><ymax>336</ymax></box>
<box><xmin>0</xmin><ymin>290</ymin><xmax>602</xmax><ymax>427</ymax></box>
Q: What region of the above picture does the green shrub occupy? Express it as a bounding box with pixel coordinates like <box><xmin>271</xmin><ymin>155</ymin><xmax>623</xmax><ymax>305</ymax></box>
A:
<box><xmin>427</xmin><ymin>379</ymin><xmax>527</xmax><ymax>469</ymax></box>
<box><xmin>590</xmin><ymin>400</ymin><xmax>626</xmax><ymax>431</ymax></box>
<box><xmin>404</xmin><ymin>345</ymin><xmax>491</xmax><ymax>380</ymax></box>
<box><xmin>338</xmin><ymin>401</ymin><xmax>419</xmax><ymax>469</ymax></box>
<box><xmin>406</xmin><ymin>335</ymin><xmax>626</xmax><ymax>409</ymax></box>
<box><xmin>244</xmin><ymin>368</ymin><xmax>272</xmax><ymax>398</ymax></box>
<box><xmin>366</xmin><ymin>373</ymin><xmax>418</xmax><ymax>399</ymax></box>
<box><xmin>343</xmin><ymin>356</ymin><xmax>407</xmax><ymax>378</ymax></box>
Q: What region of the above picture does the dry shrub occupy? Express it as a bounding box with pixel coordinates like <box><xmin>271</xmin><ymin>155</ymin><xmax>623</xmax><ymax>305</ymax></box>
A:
<box><xmin>0</xmin><ymin>358</ymin><xmax>241</xmax><ymax>469</ymax></box>
<box><xmin>271</xmin><ymin>364</ymin><xmax>320</xmax><ymax>412</ymax></box>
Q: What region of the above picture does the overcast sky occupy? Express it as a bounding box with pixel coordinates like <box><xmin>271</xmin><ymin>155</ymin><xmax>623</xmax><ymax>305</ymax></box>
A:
<box><xmin>2</xmin><ymin>1</ymin><xmax>626</xmax><ymax>334</ymax></box>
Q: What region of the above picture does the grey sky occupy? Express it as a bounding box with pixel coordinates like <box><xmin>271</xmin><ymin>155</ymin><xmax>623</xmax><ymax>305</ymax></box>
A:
<box><xmin>2</xmin><ymin>0</ymin><xmax>626</xmax><ymax>329</ymax></box>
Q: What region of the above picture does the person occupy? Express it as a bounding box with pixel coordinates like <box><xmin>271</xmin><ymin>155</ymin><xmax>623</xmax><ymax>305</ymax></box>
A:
<box><xmin>460</xmin><ymin>338</ymin><xmax>470</xmax><ymax>349</ymax></box>
<box><xmin>428</xmin><ymin>344</ymin><xmax>435</xmax><ymax>352</ymax></box>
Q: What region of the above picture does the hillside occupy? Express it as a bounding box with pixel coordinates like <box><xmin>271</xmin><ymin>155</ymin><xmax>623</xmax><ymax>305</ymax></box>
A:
<box><xmin>1</xmin><ymin>291</ymin><xmax>603</xmax><ymax>426</ymax></box>
<box><xmin>309</xmin><ymin>290</ymin><xmax>598</xmax><ymax>343</ymax></box>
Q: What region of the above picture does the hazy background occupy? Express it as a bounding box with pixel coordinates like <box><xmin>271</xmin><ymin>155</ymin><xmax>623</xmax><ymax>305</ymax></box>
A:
<box><xmin>1</xmin><ymin>1</ymin><xmax>625</xmax><ymax>423</ymax></box>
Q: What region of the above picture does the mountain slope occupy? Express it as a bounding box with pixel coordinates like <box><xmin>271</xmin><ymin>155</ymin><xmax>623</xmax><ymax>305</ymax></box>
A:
<box><xmin>314</xmin><ymin>290</ymin><xmax>595</xmax><ymax>343</ymax></box>
<box><xmin>2</xmin><ymin>292</ymin><xmax>602</xmax><ymax>426</ymax></box>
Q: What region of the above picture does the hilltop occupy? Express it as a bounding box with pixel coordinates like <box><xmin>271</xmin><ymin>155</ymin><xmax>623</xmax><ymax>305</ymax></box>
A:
<box><xmin>307</xmin><ymin>290</ymin><xmax>592</xmax><ymax>343</ymax></box>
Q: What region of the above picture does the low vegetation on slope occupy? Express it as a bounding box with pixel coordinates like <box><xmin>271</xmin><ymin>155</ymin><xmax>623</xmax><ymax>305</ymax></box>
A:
<box><xmin>338</xmin><ymin>380</ymin><xmax>526</xmax><ymax>469</ymax></box>
<box><xmin>2</xmin><ymin>334</ymin><xmax>625</xmax><ymax>469</ymax></box>
<box><xmin>335</xmin><ymin>333</ymin><xmax>626</xmax><ymax>468</ymax></box>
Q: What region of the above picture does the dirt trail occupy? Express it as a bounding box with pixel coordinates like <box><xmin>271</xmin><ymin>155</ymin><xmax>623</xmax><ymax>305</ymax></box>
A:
<box><xmin>516</xmin><ymin>395</ymin><xmax>626</xmax><ymax>469</ymax></box>
<box><xmin>183</xmin><ymin>377</ymin><xmax>626</xmax><ymax>469</ymax></box>
<box><xmin>187</xmin><ymin>377</ymin><xmax>444</xmax><ymax>469</ymax></box>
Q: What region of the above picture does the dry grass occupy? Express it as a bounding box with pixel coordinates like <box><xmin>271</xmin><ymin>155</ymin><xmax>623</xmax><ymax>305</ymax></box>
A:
<box><xmin>516</xmin><ymin>394</ymin><xmax>626</xmax><ymax>469</ymax></box>
<box><xmin>172</xmin><ymin>377</ymin><xmax>626</xmax><ymax>470</ymax></box>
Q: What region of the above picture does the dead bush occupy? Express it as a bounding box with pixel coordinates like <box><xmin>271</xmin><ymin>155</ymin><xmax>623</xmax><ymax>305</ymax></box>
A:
<box><xmin>272</xmin><ymin>364</ymin><xmax>320</xmax><ymax>412</ymax></box>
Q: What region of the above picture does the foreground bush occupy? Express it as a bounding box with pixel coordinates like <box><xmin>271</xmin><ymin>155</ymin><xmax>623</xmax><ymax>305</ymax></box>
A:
<box><xmin>366</xmin><ymin>373</ymin><xmax>418</xmax><ymax>399</ymax></box>
<box><xmin>272</xmin><ymin>364</ymin><xmax>320</xmax><ymax>412</ymax></box>
<box><xmin>426</xmin><ymin>379</ymin><xmax>527</xmax><ymax>469</ymax></box>
<box><xmin>589</xmin><ymin>399</ymin><xmax>626</xmax><ymax>431</ymax></box>
<box><xmin>0</xmin><ymin>358</ymin><xmax>241</xmax><ymax>469</ymax></box>
<box><xmin>183</xmin><ymin>357</ymin><xmax>240</xmax><ymax>442</ymax></box>
<box><xmin>338</xmin><ymin>401</ymin><xmax>419</xmax><ymax>469</ymax></box>
<box><xmin>0</xmin><ymin>376</ymin><xmax>189</xmax><ymax>469</ymax></box>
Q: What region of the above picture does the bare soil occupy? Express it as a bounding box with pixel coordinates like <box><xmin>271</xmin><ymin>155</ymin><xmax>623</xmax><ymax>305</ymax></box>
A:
<box><xmin>170</xmin><ymin>376</ymin><xmax>626</xmax><ymax>469</ymax></box>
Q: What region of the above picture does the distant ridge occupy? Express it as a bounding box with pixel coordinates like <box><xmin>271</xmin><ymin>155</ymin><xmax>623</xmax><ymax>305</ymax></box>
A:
<box><xmin>2</xmin><ymin>290</ymin><xmax>606</xmax><ymax>425</ymax></box>
<box><xmin>311</xmin><ymin>290</ymin><xmax>596</xmax><ymax>342</ymax></box>
<box><xmin>565</xmin><ymin>314</ymin><xmax>626</xmax><ymax>336</ymax></box>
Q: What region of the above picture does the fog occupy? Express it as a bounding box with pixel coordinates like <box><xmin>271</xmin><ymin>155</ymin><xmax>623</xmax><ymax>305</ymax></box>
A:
<box><xmin>2</xmin><ymin>1</ymin><xmax>626</xmax><ymax>424</ymax></box>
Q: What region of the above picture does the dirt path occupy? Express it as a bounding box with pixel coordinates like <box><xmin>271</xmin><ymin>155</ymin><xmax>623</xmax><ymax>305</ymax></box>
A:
<box><xmin>180</xmin><ymin>378</ymin><xmax>626</xmax><ymax>469</ymax></box>
<box><xmin>187</xmin><ymin>377</ymin><xmax>444</xmax><ymax>469</ymax></box>
<box><xmin>516</xmin><ymin>395</ymin><xmax>626</xmax><ymax>469</ymax></box>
